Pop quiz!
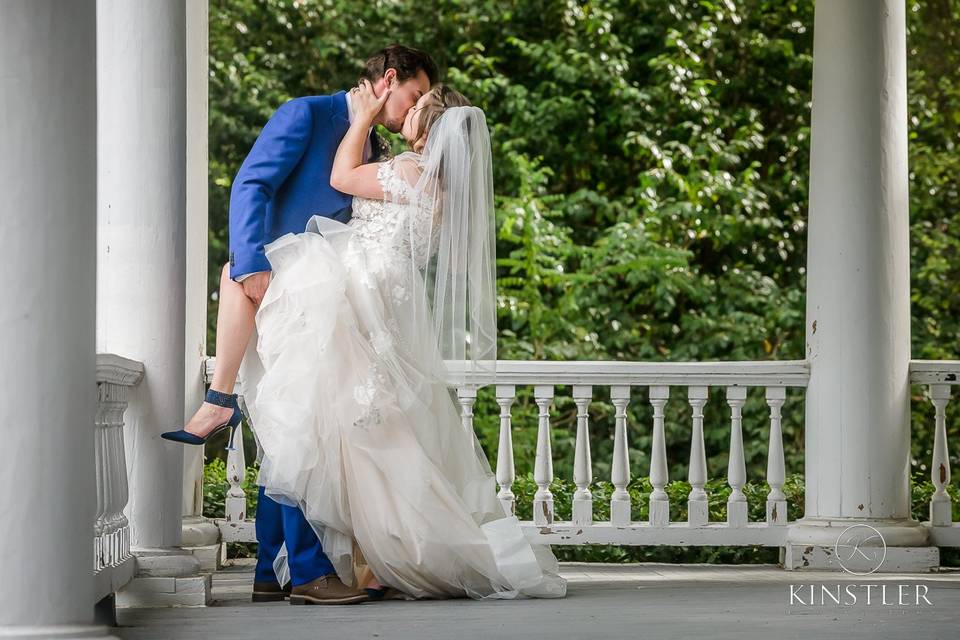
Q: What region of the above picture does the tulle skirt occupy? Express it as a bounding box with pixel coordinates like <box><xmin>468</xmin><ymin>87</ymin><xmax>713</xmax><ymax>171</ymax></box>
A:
<box><xmin>241</xmin><ymin>216</ymin><xmax>565</xmax><ymax>600</ymax></box>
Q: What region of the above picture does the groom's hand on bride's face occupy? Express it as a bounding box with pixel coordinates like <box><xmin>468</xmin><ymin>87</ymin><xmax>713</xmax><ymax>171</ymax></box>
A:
<box><xmin>241</xmin><ymin>272</ymin><xmax>271</xmax><ymax>307</ymax></box>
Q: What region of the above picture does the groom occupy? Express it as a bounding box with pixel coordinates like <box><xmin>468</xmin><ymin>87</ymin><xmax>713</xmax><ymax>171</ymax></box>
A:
<box><xmin>227</xmin><ymin>45</ymin><xmax>437</xmax><ymax>604</ymax></box>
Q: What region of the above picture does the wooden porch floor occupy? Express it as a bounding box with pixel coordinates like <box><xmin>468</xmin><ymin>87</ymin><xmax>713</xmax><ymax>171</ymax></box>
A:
<box><xmin>116</xmin><ymin>562</ymin><xmax>960</xmax><ymax>640</ymax></box>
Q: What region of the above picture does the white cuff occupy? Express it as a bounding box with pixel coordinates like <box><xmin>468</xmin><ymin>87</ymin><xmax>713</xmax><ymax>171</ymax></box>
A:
<box><xmin>235</xmin><ymin>270</ymin><xmax>267</xmax><ymax>283</ymax></box>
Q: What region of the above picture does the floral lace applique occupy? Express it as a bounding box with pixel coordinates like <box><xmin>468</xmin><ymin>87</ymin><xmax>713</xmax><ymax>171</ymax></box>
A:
<box><xmin>377</xmin><ymin>161</ymin><xmax>413</xmax><ymax>202</ymax></box>
<box><xmin>351</xmin><ymin>363</ymin><xmax>391</xmax><ymax>429</ymax></box>
<box><xmin>370</xmin><ymin>329</ymin><xmax>394</xmax><ymax>355</ymax></box>
<box><xmin>392</xmin><ymin>283</ymin><xmax>410</xmax><ymax>305</ymax></box>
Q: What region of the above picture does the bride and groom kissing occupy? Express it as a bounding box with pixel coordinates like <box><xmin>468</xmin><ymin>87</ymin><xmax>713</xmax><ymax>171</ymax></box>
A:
<box><xmin>162</xmin><ymin>45</ymin><xmax>566</xmax><ymax>604</ymax></box>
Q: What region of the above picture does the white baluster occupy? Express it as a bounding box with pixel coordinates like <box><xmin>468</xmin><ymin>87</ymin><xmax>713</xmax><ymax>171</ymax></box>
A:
<box><xmin>457</xmin><ymin>386</ymin><xmax>478</xmax><ymax>435</ymax></box>
<box><xmin>648</xmin><ymin>386</ymin><xmax>670</xmax><ymax>527</ymax></box>
<box><xmin>687</xmin><ymin>386</ymin><xmax>709</xmax><ymax>526</ymax></box>
<box><xmin>105</xmin><ymin>413</ymin><xmax>119</xmax><ymax>567</ymax></box>
<box><xmin>495</xmin><ymin>385</ymin><xmax>516</xmax><ymax>516</ymax></box>
<box><xmin>103</xmin><ymin>395</ymin><xmax>117</xmax><ymax>568</ymax></box>
<box><xmin>533</xmin><ymin>385</ymin><xmax>555</xmax><ymax>526</ymax></box>
<box><xmin>572</xmin><ymin>385</ymin><xmax>593</xmax><ymax>526</ymax></box>
<box><xmin>93</xmin><ymin>385</ymin><xmax>107</xmax><ymax>572</ymax></box>
<box><xmin>115</xmin><ymin>394</ymin><xmax>131</xmax><ymax>563</ymax></box>
<box><xmin>725</xmin><ymin>386</ymin><xmax>748</xmax><ymax>527</ymax></box>
<box><xmin>225</xmin><ymin>399</ymin><xmax>247</xmax><ymax>522</ymax></box>
<box><xmin>928</xmin><ymin>384</ymin><xmax>952</xmax><ymax>526</ymax></box>
<box><xmin>765</xmin><ymin>387</ymin><xmax>787</xmax><ymax>525</ymax></box>
<box><xmin>99</xmin><ymin>382</ymin><xmax>128</xmax><ymax>568</ymax></box>
<box><xmin>610</xmin><ymin>386</ymin><xmax>632</xmax><ymax>527</ymax></box>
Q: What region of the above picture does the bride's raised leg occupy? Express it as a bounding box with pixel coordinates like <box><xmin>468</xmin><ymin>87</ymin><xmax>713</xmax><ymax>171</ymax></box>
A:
<box><xmin>182</xmin><ymin>263</ymin><xmax>257</xmax><ymax>437</ymax></box>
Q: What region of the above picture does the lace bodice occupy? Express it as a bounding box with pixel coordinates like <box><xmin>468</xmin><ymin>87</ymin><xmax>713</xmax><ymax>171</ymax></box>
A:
<box><xmin>347</xmin><ymin>159</ymin><xmax>441</xmax><ymax>271</ymax></box>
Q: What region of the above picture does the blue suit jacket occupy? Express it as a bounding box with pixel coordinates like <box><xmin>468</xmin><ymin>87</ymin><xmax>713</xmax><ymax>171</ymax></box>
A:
<box><xmin>228</xmin><ymin>91</ymin><xmax>380</xmax><ymax>279</ymax></box>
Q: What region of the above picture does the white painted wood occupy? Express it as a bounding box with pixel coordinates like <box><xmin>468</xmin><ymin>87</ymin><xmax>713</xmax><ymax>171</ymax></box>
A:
<box><xmin>495</xmin><ymin>385</ymin><xmax>517</xmax><ymax>516</ymax></box>
<box><xmin>909</xmin><ymin>360</ymin><xmax>960</xmax><ymax>384</ymax></box>
<box><xmin>927</xmin><ymin>384</ymin><xmax>952</xmax><ymax>526</ymax></box>
<box><xmin>182</xmin><ymin>0</ymin><xmax>210</xmax><ymax>522</ymax></box>
<box><xmin>97</xmin><ymin>0</ymin><xmax>188</xmax><ymax>551</ymax></box>
<box><xmin>225</xmin><ymin>398</ymin><xmax>249</xmax><ymax>523</ymax></box>
<box><xmin>764</xmin><ymin>387</ymin><xmax>788</xmax><ymax>526</ymax></box>
<box><xmin>926</xmin><ymin>523</ymin><xmax>960</xmax><ymax>547</ymax></box>
<box><xmin>687</xmin><ymin>386</ymin><xmax>710</xmax><ymax>526</ymax></box>
<box><xmin>533</xmin><ymin>385</ymin><xmax>555</xmax><ymax>526</ymax></box>
<box><xmin>1</xmin><ymin>2</ymin><xmax>111</xmax><ymax>633</ymax></box>
<box><xmin>800</xmin><ymin>0</ymin><xmax>912</xmax><ymax>528</ymax></box>
<box><xmin>95</xmin><ymin>356</ymin><xmax>144</xmax><ymax>601</ymax></box>
<box><xmin>610</xmin><ymin>386</ymin><xmax>632</xmax><ymax>526</ymax></box>
<box><xmin>216</xmin><ymin>520</ymin><xmax>258</xmax><ymax>544</ymax></box>
<box><xmin>648</xmin><ymin>386</ymin><xmax>671</xmax><ymax>527</ymax></box>
<box><xmin>572</xmin><ymin>385</ymin><xmax>594</xmax><ymax>526</ymax></box>
<box><xmin>527</xmin><ymin>522</ymin><xmax>788</xmax><ymax>547</ymax></box>
<box><xmin>98</xmin><ymin>2</ymin><xmax>210</xmax><ymax>607</ymax></box>
<box><xmin>441</xmin><ymin>359</ymin><xmax>809</xmax><ymax>387</ymax></box>
<box><xmin>457</xmin><ymin>386</ymin><xmax>478</xmax><ymax>436</ymax></box>
<box><xmin>725</xmin><ymin>387</ymin><xmax>748</xmax><ymax>528</ymax></box>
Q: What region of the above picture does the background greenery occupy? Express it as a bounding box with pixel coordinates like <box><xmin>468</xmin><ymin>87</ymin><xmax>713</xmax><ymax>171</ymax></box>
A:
<box><xmin>205</xmin><ymin>0</ymin><xmax>960</xmax><ymax>562</ymax></box>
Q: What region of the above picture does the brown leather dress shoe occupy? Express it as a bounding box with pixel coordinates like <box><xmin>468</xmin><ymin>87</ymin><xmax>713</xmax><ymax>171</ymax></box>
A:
<box><xmin>252</xmin><ymin>580</ymin><xmax>292</xmax><ymax>602</ymax></box>
<box><xmin>289</xmin><ymin>575</ymin><xmax>370</xmax><ymax>605</ymax></box>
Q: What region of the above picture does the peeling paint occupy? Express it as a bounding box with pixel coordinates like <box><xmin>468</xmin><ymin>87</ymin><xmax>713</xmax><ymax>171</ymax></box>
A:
<box><xmin>811</xmin><ymin>320</ymin><xmax>817</xmax><ymax>334</ymax></box>
<box><xmin>941</xmin><ymin>463</ymin><xmax>948</xmax><ymax>484</ymax></box>
<box><xmin>540</xmin><ymin>501</ymin><xmax>552</xmax><ymax>524</ymax></box>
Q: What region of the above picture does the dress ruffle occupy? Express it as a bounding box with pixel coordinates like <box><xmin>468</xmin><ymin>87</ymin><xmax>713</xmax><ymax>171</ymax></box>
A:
<box><xmin>244</xmin><ymin>216</ymin><xmax>565</xmax><ymax>600</ymax></box>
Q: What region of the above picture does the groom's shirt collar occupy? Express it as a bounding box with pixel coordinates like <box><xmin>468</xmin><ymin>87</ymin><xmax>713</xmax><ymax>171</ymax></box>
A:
<box><xmin>343</xmin><ymin>91</ymin><xmax>373</xmax><ymax>162</ymax></box>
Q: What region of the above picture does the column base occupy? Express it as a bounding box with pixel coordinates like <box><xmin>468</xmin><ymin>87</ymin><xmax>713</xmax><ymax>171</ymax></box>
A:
<box><xmin>116</xmin><ymin>547</ymin><xmax>211</xmax><ymax>608</ymax></box>
<box><xmin>181</xmin><ymin>516</ymin><xmax>221</xmax><ymax>571</ymax></box>
<box><xmin>783</xmin><ymin>517</ymin><xmax>940</xmax><ymax>573</ymax></box>
<box><xmin>0</xmin><ymin>625</ymin><xmax>120</xmax><ymax>639</ymax></box>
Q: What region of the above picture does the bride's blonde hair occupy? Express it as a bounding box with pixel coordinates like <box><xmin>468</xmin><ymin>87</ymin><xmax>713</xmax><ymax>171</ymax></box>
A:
<box><xmin>411</xmin><ymin>85</ymin><xmax>471</xmax><ymax>153</ymax></box>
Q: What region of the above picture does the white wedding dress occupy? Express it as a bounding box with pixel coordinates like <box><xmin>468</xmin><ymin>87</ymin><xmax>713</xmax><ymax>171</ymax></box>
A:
<box><xmin>243</xmin><ymin>152</ymin><xmax>566</xmax><ymax>600</ymax></box>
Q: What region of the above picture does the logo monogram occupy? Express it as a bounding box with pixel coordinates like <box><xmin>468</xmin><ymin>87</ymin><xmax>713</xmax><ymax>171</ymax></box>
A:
<box><xmin>835</xmin><ymin>524</ymin><xmax>887</xmax><ymax>575</ymax></box>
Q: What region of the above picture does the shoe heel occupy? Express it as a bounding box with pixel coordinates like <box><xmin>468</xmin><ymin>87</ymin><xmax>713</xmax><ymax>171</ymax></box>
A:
<box><xmin>225</xmin><ymin>423</ymin><xmax>239</xmax><ymax>452</ymax></box>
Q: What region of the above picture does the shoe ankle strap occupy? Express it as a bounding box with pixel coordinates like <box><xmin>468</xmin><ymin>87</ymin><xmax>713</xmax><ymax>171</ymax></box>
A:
<box><xmin>205</xmin><ymin>388</ymin><xmax>238</xmax><ymax>408</ymax></box>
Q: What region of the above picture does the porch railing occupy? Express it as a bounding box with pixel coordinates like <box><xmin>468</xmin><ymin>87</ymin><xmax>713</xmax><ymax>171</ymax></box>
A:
<box><xmin>912</xmin><ymin>360</ymin><xmax>960</xmax><ymax>546</ymax></box>
<box><xmin>205</xmin><ymin>358</ymin><xmax>811</xmax><ymax>548</ymax></box>
<box><xmin>94</xmin><ymin>353</ymin><xmax>143</xmax><ymax>602</ymax></box>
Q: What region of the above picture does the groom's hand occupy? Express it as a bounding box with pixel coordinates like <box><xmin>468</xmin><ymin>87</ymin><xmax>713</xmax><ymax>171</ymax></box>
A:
<box><xmin>241</xmin><ymin>271</ymin><xmax>271</xmax><ymax>307</ymax></box>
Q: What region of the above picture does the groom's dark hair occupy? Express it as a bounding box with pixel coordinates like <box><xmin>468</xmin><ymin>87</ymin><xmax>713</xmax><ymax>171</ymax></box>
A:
<box><xmin>362</xmin><ymin>44</ymin><xmax>439</xmax><ymax>86</ymax></box>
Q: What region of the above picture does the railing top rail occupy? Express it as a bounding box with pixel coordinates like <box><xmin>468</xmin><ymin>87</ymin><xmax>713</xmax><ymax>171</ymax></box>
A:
<box><xmin>206</xmin><ymin>356</ymin><xmax>810</xmax><ymax>388</ymax></box>
<box><xmin>97</xmin><ymin>353</ymin><xmax>145</xmax><ymax>386</ymax></box>
<box><xmin>442</xmin><ymin>359</ymin><xmax>811</xmax><ymax>388</ymax></box>
<box><xmin>910</xmin><ymin>359</ymin><xmax>960</xmax><ymax>385</ymax></box>
<box><xmin>207</xmin><ymin>357</ymin><xmax>960</xmax><ymax>387</ymax></box>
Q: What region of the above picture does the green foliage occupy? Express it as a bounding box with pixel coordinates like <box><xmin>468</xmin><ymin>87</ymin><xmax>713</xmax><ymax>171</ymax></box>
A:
<box><xmin>207</xmin><ymin>0</ymin><xmax>960</xmax><ymax>562</ymax></box>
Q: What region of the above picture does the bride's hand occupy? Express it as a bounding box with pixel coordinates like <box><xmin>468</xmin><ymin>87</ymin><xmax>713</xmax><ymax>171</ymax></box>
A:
<box><xmin>350</xmin><ymin>79</ymin><xmax>391</xmax><ymax>123</ymax></box>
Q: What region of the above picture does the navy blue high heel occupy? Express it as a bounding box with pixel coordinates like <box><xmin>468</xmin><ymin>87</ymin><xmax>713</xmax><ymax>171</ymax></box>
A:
<box><xmin>161</xmin><ymin>389</ymin><xmax>243</xmax><ymax>451</ymax></box>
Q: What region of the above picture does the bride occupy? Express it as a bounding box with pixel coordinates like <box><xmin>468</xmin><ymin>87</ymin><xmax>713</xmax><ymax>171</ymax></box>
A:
<box><xmin>241</xmin><ymin>80</ymin><xmax>566</xmax><ymax>601</ymax></box>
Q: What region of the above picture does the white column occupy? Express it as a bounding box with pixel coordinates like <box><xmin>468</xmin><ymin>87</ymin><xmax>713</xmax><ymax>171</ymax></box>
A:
<box><xmin>180</xmin><ymin>0</ymin><xmax>220</xmax><ymax>571</ymax></box>
<box><xmin>0</xmin><ymin>1</ymin><xmax>116</xmax><ymax>637</ymax></box>
<box><xmin>787</xmin><ymin>0</ymin><xmax>935</xmax><ymax>570</ymax></box>
<box><xmin>97</xmin><ymin>0</ymin><xmax>209</xmax><ymax>604</ymax></box>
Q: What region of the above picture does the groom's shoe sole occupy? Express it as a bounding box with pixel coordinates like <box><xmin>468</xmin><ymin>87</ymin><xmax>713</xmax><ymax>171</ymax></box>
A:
<box><xmin>252</xmin><ymin>581</ymin><xmax>291</xmax><ymax>602</ymax></box>
<box><xmin>289</xmin><ymin>593</ymin><xmax>369</xmax><ymax>605</ymax></box>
